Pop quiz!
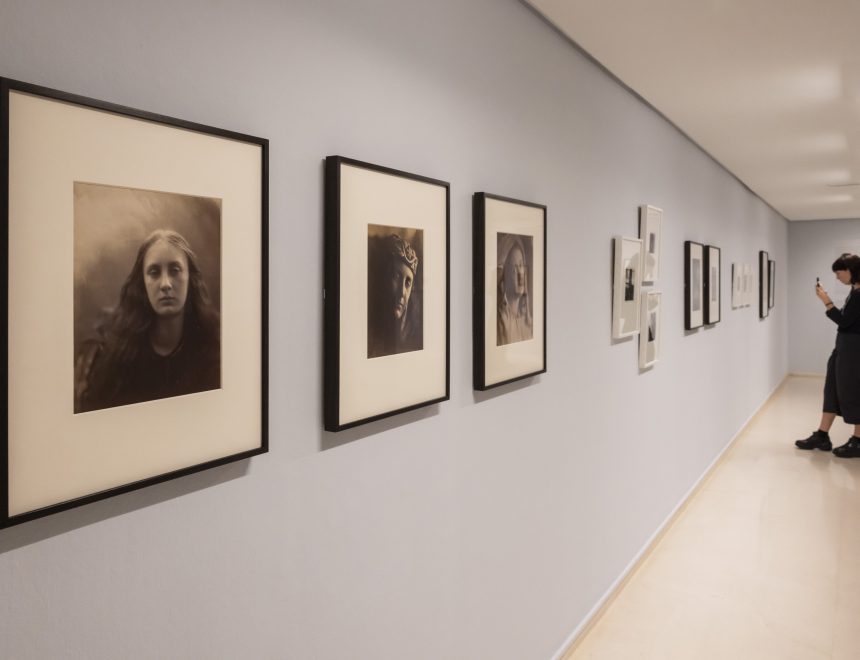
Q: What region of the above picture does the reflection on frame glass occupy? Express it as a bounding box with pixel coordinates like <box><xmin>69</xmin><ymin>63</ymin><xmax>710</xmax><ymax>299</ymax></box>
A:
<box><xmin>324</xmin><ymin>156</ymin><xmax>449</xmax><ymax>430</ymax></box>
<box><xmin>473</xmin><ymin>193</ymin><xmax>546</xmax><ymax>390</ymax></box>
<box><xmin>1</xmin><ymin>77</ymin><xmax>268</xmax><ymax>529</ymax></box>
<box><xmin>612</xmin><ymin>236</ymin><xmax>643</xmax><ymax>339</ymax></box>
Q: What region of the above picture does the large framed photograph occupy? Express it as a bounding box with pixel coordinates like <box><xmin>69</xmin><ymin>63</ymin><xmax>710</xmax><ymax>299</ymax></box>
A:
<box><xmin>684</xmin><ymin>241</ymin><xmax>704</xmax><ymax>330</ymax></box>
<box><xmin>1</xmin><ymin>78</ymin><xmax>268</xmax><ymax>528</ymax></box>
<box><xmin>703</xmin><ymin>245</ymin><xmax>721</xmax><ymax>325</ymax></box>
<box><xmin>324</xmin><ymin>156</ymin><xmax>449</xmax><ymax>430</ymax></box>
<box><xmin>612</xmin><ymin>237</ymin><xmax>643</xmax><ymax>339</ymax></box>
<box><xmin>639</xmin><ymin>291</ymin><xmax>662</xmax><ymax>369</ymax></box>
<box><xmin>759</xmin><ymin>250</ymin><xmax>770</xmax><ymax>319</ymax></box>
<box><xmin>473</xmin><ymin>193</ymin><xmax>546</xmax><ymax>390</ymax></box>
<box><xmin>639</xmin><ymin>205</ymin><xmax>663</xmax><ymax>283</ymax></box>
<box><xmin>768</xmin><ymin>259</ymin><xmax>776</xmax><ymax>309</ymax></box>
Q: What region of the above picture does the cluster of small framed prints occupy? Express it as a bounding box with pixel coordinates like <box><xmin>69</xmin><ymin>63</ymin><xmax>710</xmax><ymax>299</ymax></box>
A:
<box><xmin>323</xmin><ymin>157</ymin><xmax>547</xmax><ymax>431</ymax></box>
<box><xmin>1</xmin><ymin>78</ymin><xmax>268</xmax><ymax>528</ymax></box>
<box><xmin>684</xmin><ymin>241</ymin><xmax>721</xmax><ymax>329</ymax></box>
<box><xmin>612</xmin><ymin>205</ymin><xmax>663</xmax><ymax>369</ymax></box>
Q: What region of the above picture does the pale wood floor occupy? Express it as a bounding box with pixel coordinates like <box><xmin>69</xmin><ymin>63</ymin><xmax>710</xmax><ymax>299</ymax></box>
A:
<box><xmin>565</xmin><ymin>376</ymin><xmax>860</xmax><ymax>660</ymax></box>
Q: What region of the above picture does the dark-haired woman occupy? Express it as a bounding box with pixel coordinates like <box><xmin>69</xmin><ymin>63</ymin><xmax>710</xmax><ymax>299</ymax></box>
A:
<box><xmin>796</xmin><ymin>253</ymin><xmax>860</xmax><ymax>457</ymax></box>
<box><xmin>75</xmin><ymin>229</ymin><xmax>220</xmax><ymax>413</ymax></box>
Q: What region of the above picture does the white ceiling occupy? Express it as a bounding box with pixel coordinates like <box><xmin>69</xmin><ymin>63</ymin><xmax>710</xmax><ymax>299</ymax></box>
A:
<box><xmin>527</xmin><ymin>0</ymin><xmax>860</xmax><ymax>221</ymax></box>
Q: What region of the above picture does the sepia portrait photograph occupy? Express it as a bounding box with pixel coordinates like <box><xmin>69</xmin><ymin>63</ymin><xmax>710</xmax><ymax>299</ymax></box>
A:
<box><xmin>74</xmin><ymin>182</ymin><xmax>222</xmax><ymax>414</ymax></box>
<box><xmin>497</xmin><ymin>232</ymin><xmax>534</xmax><ymax>346</ymax></box>
<box><xmin>367</xmin><ymin>223</ymin><xmax>424</xmax><ymax>358</ymax></box>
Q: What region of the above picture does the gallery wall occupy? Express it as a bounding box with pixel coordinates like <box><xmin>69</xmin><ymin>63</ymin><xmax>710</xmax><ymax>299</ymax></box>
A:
<box><xmin>788</xmin><ymin>218</ymin><xmax>860</xmax><ymax>375</ymax></box>
<box><xmin>0</xmin><ymin>1</ymin><xmax>788</xmax><ymax>659</ymax></box>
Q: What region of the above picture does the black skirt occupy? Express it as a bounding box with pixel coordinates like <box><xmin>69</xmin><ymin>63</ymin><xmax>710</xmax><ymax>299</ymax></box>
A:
<box><xmin>823</xmin><ymin>333</ymin><xmax>860</xmax><ymax>423</ymax></box>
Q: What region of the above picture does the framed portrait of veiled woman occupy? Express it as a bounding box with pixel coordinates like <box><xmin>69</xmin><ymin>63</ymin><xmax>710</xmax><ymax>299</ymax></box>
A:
<box><xmin>324</xmin><ymin>156</ymin><xmax>449</xmax><ymax>431</ymax></box>
<box><xmin>1</xmin><ymin>78</ymin><xmax>268</xmax><ymax>528</ymax></box>
<box><xmin>473</xmin><ymin>193</ymin><xmax>547</xmax><ymax>390</ymax></box>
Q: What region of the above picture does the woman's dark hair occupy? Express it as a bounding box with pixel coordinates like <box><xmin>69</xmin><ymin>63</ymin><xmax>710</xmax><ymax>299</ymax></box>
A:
<box><xmin>85</xmin><ymin>229</ymin><xmax>220</xmax><ymax>403</ymax></box>
<box><xmin>832</xmin><ymin>253</ymin><xmax>860</xmax><ymax>283</ymax></box>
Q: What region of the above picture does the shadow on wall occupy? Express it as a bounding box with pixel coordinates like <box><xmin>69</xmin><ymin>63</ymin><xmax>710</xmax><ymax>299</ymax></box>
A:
<box><xmin>0</xmin><ymin>460</ymin><xmax>249</xmax><ymax>554</ymax></box>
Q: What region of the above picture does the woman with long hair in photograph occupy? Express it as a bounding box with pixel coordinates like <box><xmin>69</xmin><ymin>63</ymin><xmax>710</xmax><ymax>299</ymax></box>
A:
<box><xmin>497</xmin><ymin>234</ymin><xmax>533</xmax><ymax>345</ymax></box>
<box><xmin>75</xmin><ymin>229</ymin><xmax>220</xmax><ymax>413</ymax></box>
<box><xmin>795</xmin><ymin>253</ymin><xmax>860</xmax><ymax>457</ymax></box>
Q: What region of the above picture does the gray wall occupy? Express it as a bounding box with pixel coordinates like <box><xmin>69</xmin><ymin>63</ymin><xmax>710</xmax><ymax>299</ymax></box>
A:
<box><xmin>0</xmin><ymin>1</ymin><xmax>788</xmax><ymax>659</ymax></box>
<box><xmin>788</xmin><ymin>218</ymin><xmax>860</xmax><ymax>374</ymax></box>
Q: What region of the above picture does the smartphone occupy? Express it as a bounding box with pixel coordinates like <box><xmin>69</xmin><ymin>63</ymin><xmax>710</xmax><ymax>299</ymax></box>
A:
<box><xmin>816</xmin><ymin>277</ymin><xmax>821</xmax><ymax>288</ymax></box>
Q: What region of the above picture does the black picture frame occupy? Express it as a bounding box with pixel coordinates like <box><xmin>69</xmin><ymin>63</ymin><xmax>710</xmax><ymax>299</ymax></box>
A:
<box><xmin>684</xmin><ymin>240</ymin><xmax>705</xmax><ymax>330</ymax></box>
<box><xmin>768</xmin><ymin>259</ymin><xmax>776</xmax><ymax>309</ymax></box>
<box><xmin>703</xmin><ymin>245</ymin><xmax>721</xmax><ymax>325</ymax></box>
<box><xmin>324</xmin><ymin>156</ymin><xmax>450</xmax><ymax>431</ymax></box>
<box><xmin>1</xmin><ymin>77</ymin><xmax>268</xmax><ymax>529</ymax></box>
<box><xmin>473</xmin><ymin>193</ymin><xmax>547</xmax><ymax>390</ymax></box>
<box><xmin>759</xmin><ymin>250</ymin><xmax>770</xmax><ymax>319</ymax></box>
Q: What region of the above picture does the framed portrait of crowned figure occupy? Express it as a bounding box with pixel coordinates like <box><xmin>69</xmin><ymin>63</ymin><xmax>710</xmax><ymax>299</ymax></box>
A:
<box><xmin>324</xmin><ymin>156</ymin><xmax>449</xmax><ymax>430</ymax></box>
<box><xmin>473</xmin><ymin>193</ymin><xmax>546</xmax><ymax>390</ymax></box>
<box><xmin>1</xmin><ymin>78</ymin><xmax>268</xmax><ymax>528</ymax></box>
<box><xmin>639</xmin><ymin>291</ymin><xmax>662</xmax><ymax>369</ymax></box>
<box><xmin>639</xmin><ymin>204</ymin><xmax>663</xmax><ymax>283</ymax></box>
<box><xmin>684</xmin><ymin>241</ymin><xmax>704</xmax><ymax>330</ymax></box>
<box><xmin>612</xmin><ymin>236</ymin><xmax>643</xmax><ymax>339</ymax></box>
<box><xmin>759</xmin><ymin>250</ymin><xmax>770</xmax><ymax>319</ymax></box>
<box><xmin>703</xmin><ymin>245</ymin><xmax>721</xmax><ymax>325</ymax></box>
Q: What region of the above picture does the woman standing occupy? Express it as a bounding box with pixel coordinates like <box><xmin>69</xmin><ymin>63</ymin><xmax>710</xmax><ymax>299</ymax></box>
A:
<box><xmin>796</xmin><ymin>253</ymin><xmax>860</xmax><ymax>457</ymax></box>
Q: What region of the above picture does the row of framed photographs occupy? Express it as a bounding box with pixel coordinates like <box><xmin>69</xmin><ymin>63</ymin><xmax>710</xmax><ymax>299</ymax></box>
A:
<box><xmin>324</xmin><ymin>157</ymin><xmax>548</xmax><ymax>431</ymax></box>
<box><xmin>1</xmin><ymin>79</ymin><xmax>550</xmax><ymax>527</ymax></box>
<box><xmin>611</xmin><ymin>236</ymin><xmax>663</xmax><ymax>369</ymax></box>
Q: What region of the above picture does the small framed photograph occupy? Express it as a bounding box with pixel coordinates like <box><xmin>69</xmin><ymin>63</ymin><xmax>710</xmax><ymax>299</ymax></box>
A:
<box><xmin>768</xmin><ymin>260</ymin><xmax>776</xmax><ymax>309</ymax></box>
<box><xmin>612</xmin><ymin>237</ymin><xmax>643</xmax><ymax>339</ymax></box>
<box><xmin>639</xmin><ymin>291</ymin><xmax>662</xmax><ymax>369</ymax></box>
<box><xmin>639</xmin><ymin>205</ymin><xmax>663</xmax><ymax>283</ymax></box>
<box><xmin>1</xmin><ymin>78</ymin><xmax>268</xmax><ymax>528</ymax></box>
<box><xmin>703</xmin><ymin>245</ymin><xmax>721</xmax><ymax>325</ymax></box>
<box><xmin>759</xmin><ymin>250</ymin><xmax>770</xmax><ymax>319</ymax></box>
<box><xmin>743</xmin><ymin>263</ymin><xmax>753</xmax><ymax>307</ymax></box>
<box><xmin>324</xmin><ymin>156</ymin><xmax>449</xmax><ymax>431</ymax></box>
<box><xmin>473</xmin><ymin>193</ymin><xmax>546</xmax><ymax>390</ymax></box>
<box><xmin>731</xmin><ymin>263</ymin><xmax>743</xmax><ymax>309</ymax></box>
<box><xmin>684</xmin><ymin>241</ymin><xmax>704</xmax><ymax>329</ymax></box>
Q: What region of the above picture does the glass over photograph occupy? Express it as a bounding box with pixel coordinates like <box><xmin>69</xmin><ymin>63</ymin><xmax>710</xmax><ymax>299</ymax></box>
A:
<box><xmin>74</xmin><ymin>182</ymin><xmax>222</xmax><ymax>414</ymax></box>
<box><xmin>367</xmin><ymin>224</ymin><xmax>424</xmax><ymax>358</ymax></box>
<box><xmin>497</xmin><ymin>232</ymin><xmax>534</xmax><ymax>346</ymax></box>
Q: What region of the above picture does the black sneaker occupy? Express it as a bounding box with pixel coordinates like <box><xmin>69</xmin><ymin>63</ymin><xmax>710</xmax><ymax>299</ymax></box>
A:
<box><xmin>795</xmin><ymin>431</ymin><xmax>832</xmax><ymax>451</ymax></box>
<box><xmin>833</xmin><ymin>436</ymin><xmax>860</xmax><ymax>458</ymax></box>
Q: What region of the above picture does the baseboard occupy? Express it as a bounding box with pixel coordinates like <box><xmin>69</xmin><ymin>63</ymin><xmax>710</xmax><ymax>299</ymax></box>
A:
<box><xmin>789</xmin><ymin>372</ymin><xmax>825</xmax><ymax>378</ymax></box>
<box><xmin>551</xmin><ymin>374</ymin><xmax>789</xmax><ymax>660</ymax></box>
